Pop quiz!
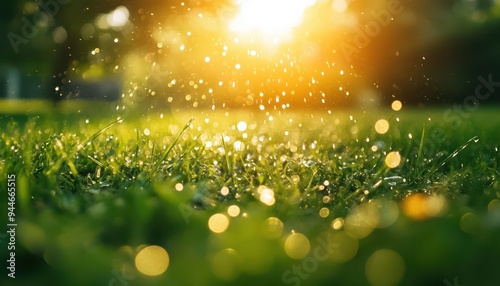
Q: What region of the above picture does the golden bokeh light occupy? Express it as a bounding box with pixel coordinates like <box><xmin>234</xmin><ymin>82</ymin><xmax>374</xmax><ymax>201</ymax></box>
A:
<box><xmin>384</xmin><ymin>151</ymin><xmax>401</xmax><ymax>168</ymax></box>
<box><xmin>488</xmin><ymin>199</ymin><xmax>500</xmax><ymax>214</ymax></box>
<box><xmin>236</xmin><ymin>121</ymin><xmax>247</xmax><ymax>132</ymax></box>
<box><xmin>375</xmin><ymin>119</ymin><xmax>390</xmax><ymax>134</ymax></box>
<box><xmin>365</xmin><ymin>249</ymin><xmax>405</xmax><ymax>286</ymax></box>
<box><xmin>221</xmin><ymin>186</ymin><xmax>230</xmax><ymax>196</ymax></box>
<box><xmin>134</xmin><ymin>245</ymin><xmax>170</xmax><ymax>276</ymax></box>
<box><xmin>284</xmin><ymin>232</ymin><xmax>310</xmax><ymax>260</ymax></box>
<box><xmin>258</xmin><ymin>185</ymin><xmax>276</xmax><ymax>206</ymax></box>
<box><xmin>230</xmin><ymin>0</ymin><xmax>316</xmax><ymax>41</ymax></box>
<box><xmin>329</xmin><ymin>231</ymin><xmax>358</xmax><ymax>263</ymax></box>
<box><xmin>208</xmin><ymin>213</ymin><xmax>230</xmax><ymax>233</ymax></box>
<box><xmin>391</xmin><ymin>100</ymin><xmax>403</xmax><ymax>111</ymax></box>
<box><xmin>331</xmin><ymin>217</ymin><xmax>344</xmax><ymax>230</ymax></box>
<box><xmin>344</xmin><ymin>203</ymin><xmax>378</xmax><ymax>239</ymax></box>
<box><xmin>262</xmin><ymin>217</ymin><xmax>284</xmax><ymax>239</ymax></box>
<box><xmin>343</xmin><ymin>199</ymin><xmax>398</xmax><ymax>239</ymax></box>
<box><xmin>319</xmin><ymin>207</ymin><xmax>330</xmax><ymax>218</ymax></box>
<box><xmin>402</xmin><ymin>194</ymin><xmax>447</xmax><ymax>220</ymax></box>
<box><xmin>370</xmin><ymin>199</ymin><xmax>399</xmax><ymax>229</ymax></box>
<box><xmin>227</xmin><ymin>205</ymin><xmax>241</xmax><ymax>217</ymax></box>
<box><xmin>460</xmin><ymin>213</ymin><xmax>480</xmax><ymax>234</ymax></box>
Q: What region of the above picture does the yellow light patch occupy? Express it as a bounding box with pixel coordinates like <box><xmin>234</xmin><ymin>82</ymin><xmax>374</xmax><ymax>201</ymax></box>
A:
<box><xmin>391</xmin><ymin>100</ymin><xmax>403</xmax><ymax>111</ymax></box>
<box><xmin>284</xmin><ymin>233</ymin><xmax>310</xmax><ymax>259</ymax></box>
<box><xmin>262</xmin><ymin>217</ymin><xmax>284</xmax><ymax>239</ymax></box>
<box><xmin>134</xmin><ymin>245</ymin><xmax>170</xmax><ymax>276</ymax></box>
<box><xmin>230</xmin><ymin>0</ymin><xmax>316</xmax><ymax>41</ymax></box>
<box><xmin>365</xmin><ymin>249</ymin><xmax>405</xmax><ymax>286</ymax></box>
<box><xmin>209</xmin><ymin>213</ymin><xmax>230</xmax><ymax>233</ymax></box>
<box><xmin>385</xmin><ymin>151</ymin><xmax>401</xmax><ymax>168</ymax></box>
<box><xmin>375</xmin><ymin>119</ymin><xmax>390</xmax><ymax>134</ymax></box>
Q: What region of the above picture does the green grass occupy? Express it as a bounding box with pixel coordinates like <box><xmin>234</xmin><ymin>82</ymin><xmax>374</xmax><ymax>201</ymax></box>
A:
<box><xmin>1</xmin><ymin>107</ymin><xmax>499</xmax><ymax>286</ymax></box>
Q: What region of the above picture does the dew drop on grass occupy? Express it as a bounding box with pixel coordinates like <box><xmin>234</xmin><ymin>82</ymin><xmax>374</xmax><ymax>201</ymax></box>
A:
<box><xmin>319</xmin><ymin>207</ymin><xmax>330</xmax><ymax>218</ymax></box>
<box><xmin>291</xmin><ymin>175</ymin><xmax>300</xmax><ymax>184</ymax></box>
<box><xmin>331</xmin><ymin>218</ymin><xmax>344</xmax><ymax>230</ymax></box>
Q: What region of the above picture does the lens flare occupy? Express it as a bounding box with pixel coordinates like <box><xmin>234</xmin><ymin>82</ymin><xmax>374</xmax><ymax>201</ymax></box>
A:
<box><xmin>230</xmin><ymin>0</ymin><xmax>316</xmax><ymax>41</ymax></box>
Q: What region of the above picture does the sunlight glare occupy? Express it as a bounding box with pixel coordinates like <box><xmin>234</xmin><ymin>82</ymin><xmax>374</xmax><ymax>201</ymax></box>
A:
<box><xmin>332</xmin><ymin>0</ymin><xmax>348</xmax><ymax>13</ymax></box>
<box><xmin>230</xmin><ymin>0</ymin><xmax>317</xmax><ymax>41</ymax></box>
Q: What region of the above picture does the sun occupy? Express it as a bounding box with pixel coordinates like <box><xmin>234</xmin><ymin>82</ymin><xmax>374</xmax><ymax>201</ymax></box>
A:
<box><xmin>229</xmin><ymin>0</ymin><xmax>317</xmax><ymax>41</ymax></box>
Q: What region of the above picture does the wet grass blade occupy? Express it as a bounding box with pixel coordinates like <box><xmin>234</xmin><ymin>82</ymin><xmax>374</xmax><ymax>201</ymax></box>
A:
<box><xmin>46</xmin><ymin>118</ymin><xmax>123</xmax><ymax>176</ymax></box>
<box><xmin>147</xmin><ymin>119</ymin><xmax>193</xmax><ymax>181</ymax></box>
<box><xmin>432</xmin><ymin>136</ymin><xmax>480</xmax><ymax>173</ymax></box>
<box><xmin>416</xmin><ymin>125</ymin><xmax>425</xmax><ymax>169</ymax></box>
<box><xmin>77</xmin><ymin>117</ymin><xmax>123</xmax><ymax>151</ymax></box>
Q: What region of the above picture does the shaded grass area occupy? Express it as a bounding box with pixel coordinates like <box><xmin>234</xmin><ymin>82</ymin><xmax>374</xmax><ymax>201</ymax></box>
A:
<box><xmin>0</xmin><ymin>107</ymin><xmax>499</xmax><ymax>286</ymax></box>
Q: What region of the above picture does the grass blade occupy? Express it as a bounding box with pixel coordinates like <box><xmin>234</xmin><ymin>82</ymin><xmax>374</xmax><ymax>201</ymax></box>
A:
<box><xmin>432</xmin><ymin>136</ymin><xmax>479</xmax><ymax>172</ymax></box>
<box><xmin>147</xmin><ymin>119</ymin><xmax>193</xmax><ymax>181</ymax></box>
<box><xmin>77</xmin><ymin>117</ymin><xmax>123</xmax><ymax>151</ymax></box>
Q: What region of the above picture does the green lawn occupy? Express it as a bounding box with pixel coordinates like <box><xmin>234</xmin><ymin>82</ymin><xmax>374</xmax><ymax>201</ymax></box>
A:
<box><xmin>1</xmin><ymin>106</ymin><xmax>499</xmax><ymax>286</ymax></box>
